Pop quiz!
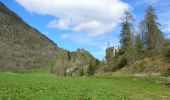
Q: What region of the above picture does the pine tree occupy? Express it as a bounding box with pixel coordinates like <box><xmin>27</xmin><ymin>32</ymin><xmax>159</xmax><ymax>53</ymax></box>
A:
<box><xmin>87</xmin><ymin>61</ymin><xmax>94</xmax><ymax>76</ymax></box>
<box><xmin>119</xmin><ymin>11</ymin><xmax>134</xmax><ymax>69</ymax></box>
<box><xmin>79</xmin><ymin>68</ymin><xmax>84</xmax><ymax>77</ymax></box>
<box><xmin>67</xmin><ymin>51</ymin><xmax>71</xmax><ymax>61</ymax></box>
<box><xmin>120</xmin><ymin>11</ymin><xmax>134</xmax><ymax>54</ymax></box>
<box><xmin>143</xmin><ymin>6</ymin><xmax>163</xmax><ymax>51</ymax></box>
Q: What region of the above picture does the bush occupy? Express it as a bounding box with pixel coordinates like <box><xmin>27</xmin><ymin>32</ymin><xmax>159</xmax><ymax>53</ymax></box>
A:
<box><xmin>79</xmin><ymin>68</ymin><xmax>84</xmax><ymax>77</ymax></box>
<box><xmin>118</xmin><ymin>57</ymin><xmax>127</xmax><ymax>69</ymax></box>
<box><xmin>163</xmin><ymin>48</ymin><xmax>170</xmax><ymax>59</ymax></box>
<box><xmin>111</xmin><ymin>57</ymin><xmax>127</xmax><ymax>71</ymax></box>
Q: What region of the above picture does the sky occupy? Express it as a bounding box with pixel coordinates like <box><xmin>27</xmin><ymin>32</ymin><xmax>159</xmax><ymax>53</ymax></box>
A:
<box><xmin>1</xmin><ymin>0</ymin><xmax>170</xmax><ymax>60</ymax></box>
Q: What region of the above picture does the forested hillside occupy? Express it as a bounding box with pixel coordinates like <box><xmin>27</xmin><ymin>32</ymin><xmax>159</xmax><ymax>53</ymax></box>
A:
<box><xmin>102</xmin><ymin>6</ymin><xmax>170</xmax><ymax>76</ymax></box>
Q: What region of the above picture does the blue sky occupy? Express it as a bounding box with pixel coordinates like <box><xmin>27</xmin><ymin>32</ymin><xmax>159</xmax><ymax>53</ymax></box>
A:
<box><xmin>1</xmin><ymin>0</ymin><xmax>170</xmax><ymax>60</ymax></box>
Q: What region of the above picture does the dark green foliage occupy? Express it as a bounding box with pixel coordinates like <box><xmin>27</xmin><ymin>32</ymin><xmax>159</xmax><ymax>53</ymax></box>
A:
<box><xmin>117</xmin><ymin>57</ymin><xmax>127</xmax><ymax>69</ymax></box>
<box><xmin>120</xmin><ymin>11</ymin><xmax>133</xmax><ymax>54</ymax></box>
<box><xmin>119</xmin><ymin>11</ymin><xmax>135</xmax><ymax>69</ymax></box>
<box><xmin>79</xmin><ymin>68</ymin><xmax>84</xmax><ymax>77</ymax></box>
<box><xmin>135</xmin><ymin>34</ymin><xmax>142</xmax><ymax>54</ymax></box>
<box><xmin>87</xmin><ymin>62</ymin><xmax>93</xmax><ymax>75</ymax></box>
<box><xmin>132</xmin><ymin>34</ymin><xmax>143</xmax><ymax>60</ymax></box>
<box><xmin>102</xmin><ymin>12</ymin><xmax>135</xmax><ymax>72</ymax></box>
<box><xmin>67</xmin><ymin>51</ymin><xmax>71</xmax><ymax>61</ymax></box>
<box><xmin>87</xmin><ymin>59</ymin><xmax>98</xmax><ymax>76</ymax></box>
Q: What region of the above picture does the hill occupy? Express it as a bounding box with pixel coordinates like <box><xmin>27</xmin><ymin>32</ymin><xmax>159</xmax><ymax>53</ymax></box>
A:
<box><xmin>99</xmin><ymin>40</ymin><xmax>170</xmax><ymax>76</ymax></box>
<box><xmin>52</xmin><ymin>48</ymin><xmax>99</xmax><ymax>76</ymax></box>
<box><xmin>0</xmin><ymin>2</ymin><xmax>98</xmax><ymax>75</ymax></box>
<box><xmin>0</xmin><ymin>2</ymin><xmax>63</xmax><ymax>72</ymax></box>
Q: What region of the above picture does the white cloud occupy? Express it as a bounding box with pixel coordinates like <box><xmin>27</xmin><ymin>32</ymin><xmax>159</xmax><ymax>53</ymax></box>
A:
<box><xmin>16</xmin><ymin>0</ymin><xmax>129</xmax><ymax>36</ymax></box>
<box><xmin>48</xmin><ymin>19</ymin><xmax>71</xmax><ymax>30</ymax></box>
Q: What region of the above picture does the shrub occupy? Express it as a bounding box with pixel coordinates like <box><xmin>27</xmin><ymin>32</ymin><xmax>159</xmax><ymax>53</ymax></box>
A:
<box><xmin>163</xmin><ymin>48</ymin><xmax>170</xmax><ymax>59</ymax></box>
<box><xmin>117</xmin><ymin>57</ymin><xmax>127</xmax><ymax>69</ymax></box>
<box><xmin>79</xmin><ymin>68</ymin><xmax>84</xmax><ymax>77</ymax></box>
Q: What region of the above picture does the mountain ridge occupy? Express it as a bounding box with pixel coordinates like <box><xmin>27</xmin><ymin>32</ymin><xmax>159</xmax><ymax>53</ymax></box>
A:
<box><xmin>0</xmin><ymin>2</ymin><xmax>98</xmax><ymax>76</ymax></box>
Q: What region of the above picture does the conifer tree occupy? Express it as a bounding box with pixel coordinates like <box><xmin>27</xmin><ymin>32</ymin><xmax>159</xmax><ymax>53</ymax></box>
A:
<box><xmin>87</xmin><ymin>61</ymin><xmax>93</xmax><ymax>75</ymax></box>
<box><xmin>79</xmin><ymin>68</ymin><xmax>84</xmax><ymax>77</ymax></box>
<box><xmin>119</xmin><ymin>11</ymin><xmax>134</xmax><ymax>68</ymax></box>
<box><xmin>120</xmin><ymin>11</ymin><xmax>134</xmax><ymax>54</ymax></box>
<box><xmin>143</xmin><ymin>6</ymin><xmax>163</xmax><ymax>51</ymax></box>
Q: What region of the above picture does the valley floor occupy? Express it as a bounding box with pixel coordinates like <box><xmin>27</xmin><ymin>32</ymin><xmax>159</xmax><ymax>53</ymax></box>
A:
<box><xmin>0</xmin><ymin>72</ymin><xmax>170</xmax><ymax>100</ymax></box>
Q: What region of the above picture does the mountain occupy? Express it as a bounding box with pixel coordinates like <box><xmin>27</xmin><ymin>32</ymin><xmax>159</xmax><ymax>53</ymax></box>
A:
<box><xmin>0</xmin><ymin>2</ymin><xmax>67</xmax><ymax>72</ymax></box>
<box><xmin>0</xmin><ymin>2</ymin><xmax>98</xmax><ymax>75</ymax></box>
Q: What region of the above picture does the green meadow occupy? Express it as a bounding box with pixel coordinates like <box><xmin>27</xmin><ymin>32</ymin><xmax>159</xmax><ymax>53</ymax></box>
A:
<box><xmin>0</xmin><ymin>72</ymin><xmax>170</xmax><ymax>100</ymax></box>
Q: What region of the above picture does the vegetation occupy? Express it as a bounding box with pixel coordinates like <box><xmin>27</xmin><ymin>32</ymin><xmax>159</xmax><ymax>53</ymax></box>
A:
<box><xmin>78</xmin><ymin>67</ymin><xmax>84</xmax><ymax>77</ymax></box>
<box><xmin>143</xmin><ymin>6</ymin><xmax>163</xmax><ymax>51</ymax></box>
<box><xmin>0</xmin><ymin>72</ymin><xmax>170</xmax><ymax>100</ymax></box>
<box><xmin>0</xmin><ymin>2</ymin><xmax>67</xmax><ymax>72</ymax></box>
<box><xmin>0</xmin><ymin>3</ymin><xmax>98</xmax><ymax>75</ymax></box>
<box><xmin>0</xmin><ymin>2</ymin><xmax>170</xmax><ymax>100</ymax></box>
<box><xmin>103</xmin><ymin>5</ymin><xmax>170</xmax><ymax>75</ymax></box>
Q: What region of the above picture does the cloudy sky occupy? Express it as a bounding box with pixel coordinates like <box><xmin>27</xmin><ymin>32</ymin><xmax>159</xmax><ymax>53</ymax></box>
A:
<box><xmin>1</xmin><ymin>0</ymin><xmax>170</xmax><ymax>60</ymax></box>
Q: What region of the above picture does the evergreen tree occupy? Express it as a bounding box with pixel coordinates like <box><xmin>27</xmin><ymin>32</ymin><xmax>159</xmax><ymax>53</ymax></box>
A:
<box><xmin>119</xmin><ymin>11</ymin><xmax>134</xmax><ymax>69</ymax></box>
<box><xmin>143</xmin><ymin>6</ymin><xmax>163</xmax><ymax>51</ymax></box>
<box><xmin>67</xmin><ymin>51</ymin><xmax>71</xmax><ymax>61</ymax></box>
<box><xmin>120</xmin><ymin>11</ymin><xmax>134</xmax><ymax>54</ymax></box>
<box><xmin>79</xmin><ymin>68</ymin><xmax>84</xmax><ymax>77</ymax></box>
<box><xmin>87</xmin><ymin>61</ymin><xmax>94</xmax><ymax>76</ymax></box>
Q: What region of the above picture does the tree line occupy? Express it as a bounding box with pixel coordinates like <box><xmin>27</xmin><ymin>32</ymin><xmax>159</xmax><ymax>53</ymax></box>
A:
<box><xmin>105</xmin><ymin>5</ymin><xmax>167</xmax><ymax>72</ymax></box>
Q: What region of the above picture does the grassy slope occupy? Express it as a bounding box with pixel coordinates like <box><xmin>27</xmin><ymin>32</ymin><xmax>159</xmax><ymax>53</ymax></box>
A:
<box><xmin>0</xmin><ymin>72</ymin><xmax>170</xmax><ymax>100</ymax></box>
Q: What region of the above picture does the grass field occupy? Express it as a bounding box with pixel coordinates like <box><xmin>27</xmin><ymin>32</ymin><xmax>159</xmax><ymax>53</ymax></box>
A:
<box><xmin>0</xmin><ymin>72</ymin><xmax>170</xmax><ymax>100</ymax></box>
